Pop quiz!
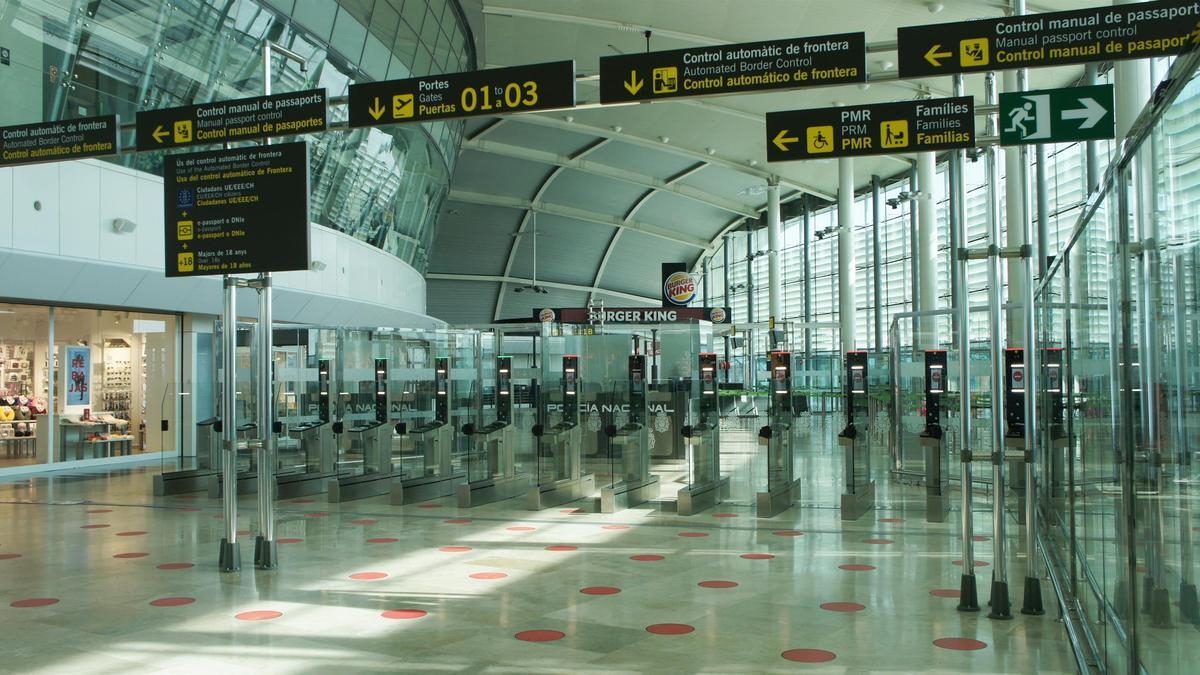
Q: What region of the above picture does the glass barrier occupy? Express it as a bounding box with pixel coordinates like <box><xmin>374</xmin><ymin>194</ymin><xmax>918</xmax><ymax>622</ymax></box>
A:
<box><xmin>608</xmin><ymin>378</ymin><xmax>651</xmax><ymax>490</ymax></box>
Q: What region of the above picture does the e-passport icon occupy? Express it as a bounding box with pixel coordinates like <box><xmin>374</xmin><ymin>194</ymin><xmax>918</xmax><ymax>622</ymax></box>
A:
<box><xmin>177</xmin><ymin>220</ymin><xmax>193</xmax><ymax>241</ymax></box>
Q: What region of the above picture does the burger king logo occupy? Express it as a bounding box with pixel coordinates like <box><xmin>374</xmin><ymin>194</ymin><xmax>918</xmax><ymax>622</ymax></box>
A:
<box><xmin>709</xmin><ymin>307</ymin><xmax>727</xmax><ymax>323</ymax></box>
<box><xmin>538</xmin><ymin>308</ymin><xmax>556</xmax><ymax>323</ymax></box>
<box><xmin>663</xmin><ymin>271</ymin><xmax>696</xmax><ymax>306</ymax></box>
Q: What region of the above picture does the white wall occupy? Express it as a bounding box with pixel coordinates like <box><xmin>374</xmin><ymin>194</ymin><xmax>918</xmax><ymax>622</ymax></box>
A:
<box><xmin>0</xmin><ymin>158</ymin><xmax>440</xmax><ymax>329</ymax></box>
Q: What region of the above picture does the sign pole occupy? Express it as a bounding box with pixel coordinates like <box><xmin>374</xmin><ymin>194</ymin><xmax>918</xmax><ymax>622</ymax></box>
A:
<box><xmin>985</xmin><ymin>71</ymin><xmax>1012</xmax><ymax>621</ymax></box>
<box><xmin>218</xmin><ymin>275</ymin><xmax>240</xmax><ymax>572</ymax></box>
<box><xmin>950</xmin><ymin>73</ymin><xmax>978</xmax><ymax>613</ymax></box>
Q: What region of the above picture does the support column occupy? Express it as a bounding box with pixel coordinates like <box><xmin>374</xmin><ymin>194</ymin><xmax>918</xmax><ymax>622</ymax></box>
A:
<box><xmin>723</xmin><ymin>234</ymin><xmax>733</xmax><ymax>383</ymax></box>
<box><xmin>909</xmin><ymin>163</ymin><xmax>920</xmax><ymax>330</ymax></box>
<box><xmin>872</xmin><ymin>176</ymin><xmax>884</xmax><ymax>352</ymax></box>
<box><xmin>218</xmin><ymin>277</ymin><xmax>240</xmax><ymax>572</ymax></box>
<box><xmin>838</xmin><ymin>158</ymin><xmax>856</xmax><ymax>354</ymax></box>
<box><xmin>702</xmin><ymin>255</ymin><xmax>710</xmax><ymax>308</ymax></box>
<box><xmin>745</xmin><ymin>229</ymin><xmax>755</xmax><ymax>324</ymax></box>
<box><xmin>917</xmin><ymin>152</ymin><xmax>938</xmax><ymax>346</ymax></box>
<box><xmin>802</xmin><ymin>200</ymin><xmax>813</xmax><ymax>387</ymax></box>
<box><xmin>1004</xmin><ymin>69</ymin><xmax>1028</xmax><ymax>345</ymax></box>
<box><xmin>767</xmin><ymin>179</ymin><xmax>783</xmax><ymax>325</ymax></box>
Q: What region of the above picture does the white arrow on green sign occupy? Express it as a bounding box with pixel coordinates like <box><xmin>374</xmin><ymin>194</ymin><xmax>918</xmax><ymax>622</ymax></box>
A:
<box><xmin>999</xmin><ymin>84</ymin><xmax>1115</xmax><ymax>147</ymax></box>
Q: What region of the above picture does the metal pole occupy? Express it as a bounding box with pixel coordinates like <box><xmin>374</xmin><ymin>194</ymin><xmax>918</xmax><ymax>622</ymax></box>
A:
<box><xmin>702</xmin><ymin>255</ymin><xmax>710</xmax><ymax>308</ymax></box>
<box><xmin>767</xmin><ymin>178</ymin><xmax>782</xmax><ymax>326</ymax></box>
<box><xmin>872</xmin><ymin>175</ymin><xmax>884</xmax><ymax>353</ymax></box>
<box><xmin>745</xmin><ymin>228</ymin><xmax>755</xmax><ymax>324</ymax></box>
<box><xmin>218</xmin><ymin>276</ymin><xmax>240</xmax><ymax>572</ymax></box>
<box><xmin>984</xmin><ymin>71</ymin><xmax>1011</xmax><ymax>620</ymax></box>
<box><xmin>917</xmin><ymin>153</ymin><xmax>938</xmax><ymax>347</ymax></box>
<box><xmin>1017</xmin><ymin>38</ymin><xmax>1043</xmax><ymax>614</ymax></box>
<box><xmin>909</xmin><ymin>162</ymin><xmax>920</xmax><ymax>336</ymax></box>
<box><xmin>951</xmin><ymin>73</ymin><xmax>978</xmax><ymax>612</ymax></box>
<box><xmin>723</xmin><ymin>235</ymin><xmax>732</xmax><ymax>383</ymax></box>
<box><xmin>838</xmin><ymin>158</ymin><xmax>856</xmax><ymax>355</ymax></box>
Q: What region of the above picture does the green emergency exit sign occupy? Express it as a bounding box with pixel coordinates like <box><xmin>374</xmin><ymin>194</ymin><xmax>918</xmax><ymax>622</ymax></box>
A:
<box><xmin>999</xmin><ymin>84</ymin><xmax>1115</xmax><ymax>146</ymax></box>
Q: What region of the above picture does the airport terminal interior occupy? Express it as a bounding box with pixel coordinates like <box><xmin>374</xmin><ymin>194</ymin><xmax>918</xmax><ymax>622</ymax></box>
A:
<box><xmin>0</xmin><ymin>0</ymin><xmax>1197</xmax><ymax>672</ymax></box>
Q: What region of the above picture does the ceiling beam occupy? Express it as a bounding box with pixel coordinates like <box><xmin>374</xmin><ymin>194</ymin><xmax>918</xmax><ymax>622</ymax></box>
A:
<box><xmin>509</xmin><ymin>114</ymin><xmax>836</xmax><ymax>202</ymax></box>
<box><xmin>448</xmin><ymin>189</ymin><xmax>711</xmax><ymax>249</ymax></box>
<box><xmin>428</xmin><ymin>272</ymin><xmax>657</xmax><ymax>305</ymax></box>
<box><xmin>462</xmin><ymin>137</ymin><xmax>757</xmax><ymax>217</ymax></box>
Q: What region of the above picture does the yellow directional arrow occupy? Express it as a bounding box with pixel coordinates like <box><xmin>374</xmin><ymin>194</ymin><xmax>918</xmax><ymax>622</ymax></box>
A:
<box><xmin>624</xmin><ymin>71</ymin><xmax>644</xmax><ymax>95</ymax></box>
<box><xmin>368</xmin><ymin>97</ymin><xmax>386</xmax><ymax>120</ymax></box>
<box><xmin>772</xmin><ymin>129</ymin><xmax>799</xmax><ymax>152</ymax></box>
<box><xmin>152</xmin><ymin>125</ymin><xmax>170</xmax><ymax>143</ymax></box>
<box><xmin>1191</xmin><ymin>20</ymin><xmax>1200</xmax><ymax>46</ymax></box>
<box><xmin>924</xmin><ymin>44</ymin><xmax>952</xmax><ymax>67</ymax></box>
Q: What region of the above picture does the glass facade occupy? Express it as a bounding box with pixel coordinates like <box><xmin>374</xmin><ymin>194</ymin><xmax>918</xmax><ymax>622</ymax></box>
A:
<box><xmin>0</xmin><ymin>0</ymin><xmax>475</xmax><ymax>272</ymax></box>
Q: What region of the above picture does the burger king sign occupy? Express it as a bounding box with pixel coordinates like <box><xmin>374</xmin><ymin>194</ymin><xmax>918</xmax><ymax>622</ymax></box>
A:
<box><xmin>663</xmin><ymin>271</ymin><xmax>697</xmax><ymax>306</ymax></box>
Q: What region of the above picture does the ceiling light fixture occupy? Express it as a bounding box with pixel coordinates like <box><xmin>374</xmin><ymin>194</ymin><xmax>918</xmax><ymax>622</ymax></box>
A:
<box><xmin>927</xmin><ymin>2</ymin><xmax>945</xmax><ymax>13</ymax></box>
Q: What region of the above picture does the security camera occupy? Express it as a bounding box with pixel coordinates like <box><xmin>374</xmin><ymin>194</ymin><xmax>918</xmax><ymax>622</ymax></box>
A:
<box><xmin>886</xmin><ymin>197</ymin><xmax>901</xmax><ymax>210</ymax></box>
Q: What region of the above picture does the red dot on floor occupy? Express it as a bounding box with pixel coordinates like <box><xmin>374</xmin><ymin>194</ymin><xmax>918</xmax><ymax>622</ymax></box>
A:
<box><xmin>349</xmin><ymin>572</ymin><xmax>387</xmax><ymax>580</ymax></box>
<box><xmin>952</xmin><ymin>560</ymin><xmax>990</xmax><ymax>567</ymax></box>
<box><xmin>439</xmin><ymin>546</ymin><xmax>472</xmax><ymax>553</ymax></box>
<box><xmin>773</xmin><ymin>530</ymin><xmax>804</xmax><ymax>537</ymax></box>
<box><xmin>304</xmin><ymin>512</ymin><xmax>328</xmax><ymax>518</ymax></box>
<box><xmin>602</xmin><ymin>524</ymin><xmax>630</xmax><ymax>530</ymax></box>
<box><xmin>839</xmin><ymin>564</ymin><xmax>876</xmax><ymax>571</ymax></box>
<box><xmin>863</xmin><ymin>538</ymin><xmax>894</xmax><ymax>545</ymax></box>
<box><xmin>150</xmin><ymin>597</ymin><xmax>195</xmax><ymax>607</ymax></box>
<box><xmin>367</xmin><ymin>538</ymin><xmax>399</xmax><ymax>544</ymax></box>
<box><xmin>470</xmin><ymin>572</ymin><xmax>507</xmax><ymax>580</ymax></box>
<box><xmin>156</xmin><ymin>562</ymin><xmax>193</xmax><ymax>570</ymax></box>
<box><xmin>277</xmin><ymin>538</ymin><xmax>303</xmax><ymax>544</ymax></box>
<box><xmin>678</xmin><ymin>531</ymin><xmax>708</xmax><ymax>538</ymax></box>
<box><xmin>934</xmin><ymin>637</ymin><xmax>988</xmax><ymax>651</ymax></box>
<box><xmin>820</xmin><ymin>602</ymin><xmax>866</xmax><ymax>612</ymax></box>
<box><xmin>515</xmin><ymin>629</ymin><xmax>565</xmax><ymax>642</ymax></box>
<box><xmin>741</xmin><ymin>553</ymin><xmax>774</xmax><ymax>560</ymax></box>
<box><xmin>581</xmin><ymin>586</ymin><xmax>621</xmax><ymax>595</ymax></box>
<box><xmin>931</xmin><ymin>589</ymin><xmax>961</xmax><ymax>598</ymax></box>
<box><xmin>0</xmin><ymin>553</ymin><xmax>21</xmax><ymax>561</ymax></box>
<box><xmin>699</xmin><ymin>580</ymin><xmax>738</xmax><ymax>589</ymax></box>
<box><xmin>350</xmin><ymin>519</ymin><xmax>378</xmax><ymax>526</ymax></box>
<box><xmin>445</xmin><ymin>519</ymin><xmax>472</xmax><ymax>524</ymax></box>
<box><xmin>291</xmin><ymin>499</ymin><xmax>315</xmax><ymax>504</ymax></box>
<box><xmin>713</xmin><ymin>513</ymin><xmax>737</xmax><ymax>518</ymax></box>
<box><xmin>782</xmin><ymin>648</ymin><xmax>837</xmax><ymax>663</ymax></box>
<box><xmin>973</xmin><ymin>535</ymin><xmax>990</xmax><ymax>542</ymax></box>
<box><xmin>235</xmin><ymin>610</ymin><xmax>282</xmax><ymax>621</ymax></box>
<box><xmin>646</xmin><ymin>623</ymin><xmax>694</xmax><ymax>635</ymax></box>
<box><xmin>507</xmin><ymin>526</ymin><xmax>536</xmax><ymax>532</ymax></box>
<box><xmin>11</xmin><ymin>598</ymin><xmax>59</xmax><ymax>608</ymax></box>
<box><xmin>87</xmin><ymin>509</ymin><xmax>112</xmax><ymax>514</ymax></box>
<box><xmin>382</xmin><ymin>609</ymin><xmax>427</xmax><ymax>620</ymax></box>
<box><xmin>631</xmin><ymin>554</ymin><xmax>664</xmax><ymax>561</ymax></box>
<box><xmin>114</xmin><ymin>552</ymin><xmax>148</xmax><ymax>559</ymax></box>
<box><xmin>81</xmin><ymin>524</ymin><xmax>110</xmax><ymax>529</ymax></box>
<box><xmin>879</xmin><ymin>518</ymin><xmax>904</xmax><ymax>524</ymax></box>
<box><xmin>417</xmin><ymin>503</ymin><xmax>441</xmax><ymax>509</ymax></box>
<box><xmin>546</xmin><ymin>545</ymin><xmax>577</xmax><ymax>552</ymax></box>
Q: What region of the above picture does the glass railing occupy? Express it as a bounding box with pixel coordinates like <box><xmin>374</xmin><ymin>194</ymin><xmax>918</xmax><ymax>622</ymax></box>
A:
<box><xmin>1034</xmin><ymin>47</ymin><xmax>1200</xmax><ymax>674</ymax></box>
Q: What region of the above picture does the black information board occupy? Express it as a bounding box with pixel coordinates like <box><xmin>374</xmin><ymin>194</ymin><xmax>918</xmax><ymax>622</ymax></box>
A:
<box><xmin>765</xmin><ymin>97</ymin><xmax>975</xmax><ymax>162</ymax></box>
<box><xmin>0</xmin><ymin>115</ymin><xmax>118</xmax><ymax>167</ymax></box>
<box><xmin>348</xmin><ymin>60</ymin><xmax>575</xmax><ymax>127</ymax></box>
<box><xmin>899</xmin><ymin>0</ymin><xmax>1200</xmax><ymax>78</ymax></box>
<box><xmin>164</xmin><ymin>142</ymin><xmax>309</xmax><ymax>277</ymax></box>
<box><xmin>599</xmin><ymin>33</ymin><xmax>865</xmax><ymax>104</ymax></box>
<box><xmin>136</xmin><ymin>89</ymin><xmax>326</xmax><ymax>151</ymax></box>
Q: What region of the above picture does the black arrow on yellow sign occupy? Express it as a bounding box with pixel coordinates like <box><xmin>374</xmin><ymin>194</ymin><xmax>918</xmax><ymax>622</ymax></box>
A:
<box><xmin>624</xmin><ymin>71</ymin><xmax>644</xmax><ymax>95</ymax></box>
<box><xmin>924</xmin><ymin>44</ymin><xmax>952</xmax><ymax>68</ymax></box>
<box><xmin>368</xmin><ymin>97</ymin><xmax>386</xmax><ymax>120</ymax></box>
<box><xmin>152</xmin><ymin>125</ymin><xmax>170</xmax><ymax>143</ymax></box>
<box><xmin>772</xmin><ymin>129</ymin><xmax>798</xmax><ymax>152</ymax></box>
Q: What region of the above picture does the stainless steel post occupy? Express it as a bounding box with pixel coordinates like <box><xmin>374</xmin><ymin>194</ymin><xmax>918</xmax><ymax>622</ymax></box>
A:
<box><xmin>745</xmin><ymin>228</ymin><xmax>755</xmax><ymax>323</ymax></box>
<box><xmin>1019</xmin><ymin>53</ymin><xmax>1044</xmax><ymax>615</ymax></box>
<box><xmin>872</xmin><ymin>175</ymin><xmax>884</xmax><ymax>353</ymax></box>
<box><xmin>218</xmin><ymin>276</ymin><xmax>240</xmax><ymax>572</ymax></box>
<box><xmin>909</xmin><ymin>163</ymin><xmax>920</xmax><ymax>332</ymax></box>
<box><xmin>985</xmin><ymin>71</ymin><xmax>1011</xmax><ymax>619</ymax></box>
<box><xmin>254</xmin><ymin>272</ymin><xmax>276</xmax><ymax>569</ymax></box>
<box><xmin>951</xmin><ymin>73</ymin><xmax>977</xmax><ymax>611</ymax></box>
<box><xmin>767</xmin><ymin>179</ymin><xmax>782</xmax><ymax>325</ymax></box>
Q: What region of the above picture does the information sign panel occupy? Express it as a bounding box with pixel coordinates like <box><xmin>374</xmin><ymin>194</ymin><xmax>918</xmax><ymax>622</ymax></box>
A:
<box><xmin>164</xmin><ymin>142</ymin><xmax>309</xmax><ymax>277</ymax></box>
<box><xmin>0</xmin><ymin>115</ymin><xmax>118</xmax><ymax>166</ymax></box>
<box><xmin>136</xmin><ymin>89</ymin><xmax>327</xmax><ymax>151</ymax></box>
<box><xmin>348</xmin><ymin>61</ymin><xmax>575</xmax><ymax>127</ymax></box>
<box><xmin>898</xmin><ymin>0</ymin><xmax>1200</xmax><ymax>78</ymax></box>
<box><xmin>599</xmin><ymin>33</ymin><xmax>865</xmax><ymax>104</ymax></box>
<box><xmin>765</xmin><ymin>97</ymin><xmax>975</xmax><ymax>162</ymax></box>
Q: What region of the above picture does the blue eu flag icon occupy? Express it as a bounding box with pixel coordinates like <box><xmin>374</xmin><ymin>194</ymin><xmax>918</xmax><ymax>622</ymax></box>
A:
<box><xmin>176</xmin><ymin>188</ymin><xmax>194</xmax><ymax>209</ymax></box>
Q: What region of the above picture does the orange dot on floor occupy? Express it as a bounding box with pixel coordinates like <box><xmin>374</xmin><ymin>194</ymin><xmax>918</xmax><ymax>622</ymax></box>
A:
<box><xmin>439</xmin><ymin>546</ymin><xmax>472</xmax><ymax>553</ymax></box>
<box><xmin>235</xmin><ymin>610</ymin><xmax>282</xmax><ymax>621</ymax></box>
<box><xmin>630</xmin><ymin>554</ymin><xmax>664</xmax><ymax>562</ymax></box>
<box><xmin>349</xmin><ymin>572</ymin><xmax>387</xmax><ymax>580</ymax></box>
<box><xmin>382</xmin><ymin>609</ymin><xmax>427</xmax><ymax>620</ymax></box>
<box><xmin>470</xmin><ymin>572</ymin><xmax>507</xmax><ymax>580</ymax></box>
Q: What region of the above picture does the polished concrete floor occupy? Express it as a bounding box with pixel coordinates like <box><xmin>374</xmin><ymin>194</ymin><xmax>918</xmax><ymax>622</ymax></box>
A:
<box><xmin>0</xmin><ymin>428</ymin><xmax>1077</xmax><ymax>674</ymax></box>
